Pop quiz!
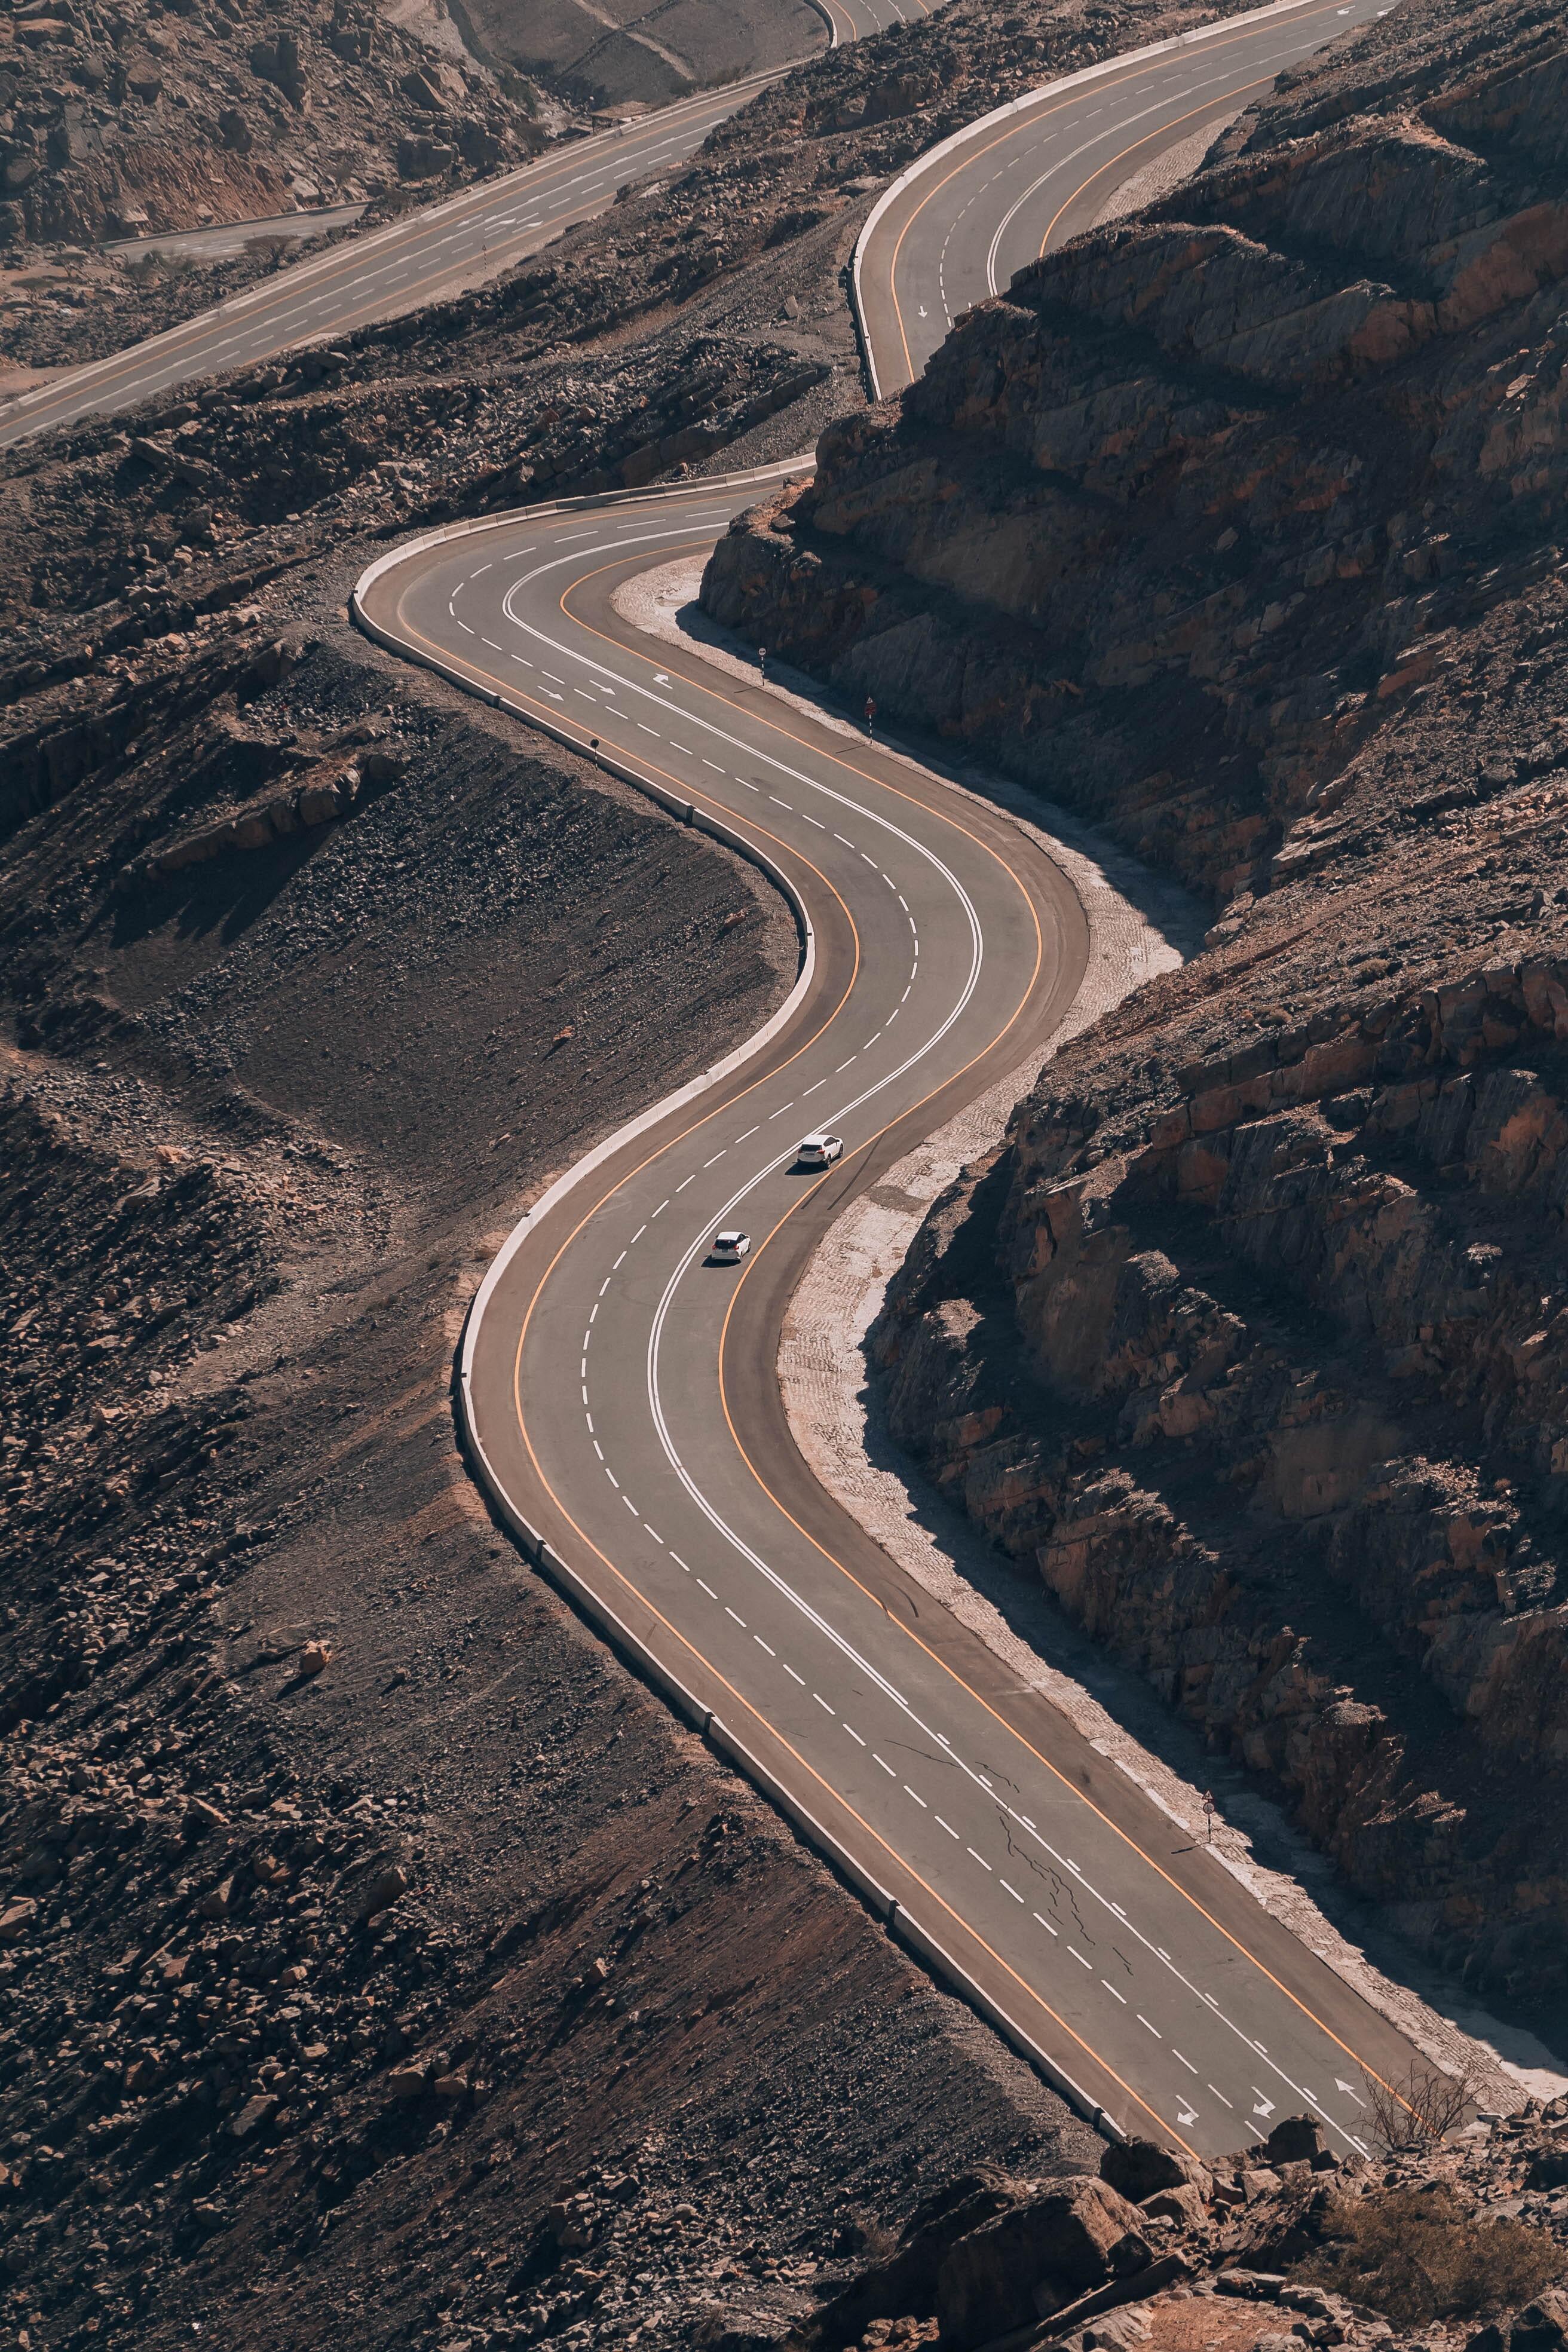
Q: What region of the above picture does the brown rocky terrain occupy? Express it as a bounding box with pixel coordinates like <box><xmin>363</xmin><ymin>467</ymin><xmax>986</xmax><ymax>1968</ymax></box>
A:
<box><xmin>0</xmin><ymin>0</ymin><xmax>548</xmax><ymax>255</ymax></box>
<box><xmin>0</xmin><ymin>7</ymin><xmax>1313</xmax><ymax>2342</ymax></box>
<box><xmin>0</xmin><ymin>602</ymin><xmax>1102</xmax><ymax>2352</ymax></box>
<box><xmin>773</xmin><ymin>2105</ymin><xmax>1568</xmax><ymax>2352</ymax></box>
<box><xmin>701</xmin><ymin>0</ymin><xmax>1568</xmax><ymax>2010</ymax></box>
<box><xmin>5</xmin><ymin>0</ymin><xmax>1567</xmax><ymax>2342</ymax></box>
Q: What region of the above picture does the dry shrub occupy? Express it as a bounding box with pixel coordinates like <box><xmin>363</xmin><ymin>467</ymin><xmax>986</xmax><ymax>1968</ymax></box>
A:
<box><xmin>1365</xmin><ymin>2061</ymin><xmax>1474</xmax><ymax>2150</ymax></box>
<box><xmin>1301</xmin><ymin>2186</ymin><xmax>1564</xmax><ymax>2326</ymax></box>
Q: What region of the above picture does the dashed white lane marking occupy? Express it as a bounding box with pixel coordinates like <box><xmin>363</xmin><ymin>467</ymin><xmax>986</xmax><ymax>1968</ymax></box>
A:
<box><xmin>813</xmin><ymin>1692</ymin><xmax>834</xmax><ymax>1714</ymax></box>
<box><xmin>802</xmin><ymin>813</ymin><xmax>825</xmax><ymax>828</ymax></box>
<box><xmin>670</xmin><ymin>1552</ymin><xmax>691</xmax><ymax>1573</ymax></box>
<box><xmin>1069</xmin><ymin>1948</ymin><xmax>1092</xmax><ymax>1970</ymax></box>
<box><xmin>874</xmin><ymin>1754</ymin><xmax>896</xmax><ymax>1778</ymax></box>
<box><xmin>725</xmin><ymin>1606</ymin><xmax>746</xmax><ymax>1626</ymax></box>
<box><xmin>675</xmin><ymin>1174</ymin><xmax>695</xmax><ymax>1192</ymax></box>
<box><xmin>697</xmin><ymin>1577</ymin><xmax>718</xmax><ymax>1597</ymax></box>
<box><xmin>1102</xmin><ymin>1979</ymin><xmax>1128</xmax><ymax>2004</ymax></box>
<box><xmin>605</xmin><ymin>1468</ymin><xmax>619</xmax><ymax>1489</ymax></box>
<box><xmin>1173</xmin><ymin>2048</ymin><xmax>1199</xmax><ymax>2074</ymax></box>
<box><xmin>645</xmin><ymin>1526</ymin><xmax>664</xmax><ymax>1546</ymax></box>
<box><xmin>935</xmin><ymin>1815</ymin><xmax>958</xmax><ymax>1838</ymax></box>
<box><xmin>967</xmin><ymin>1846</ymin><xmax>993</xmax><ymax>1872</ymax></box>
<box><xmin>768</xmin><ymin>795</ymin><xmax>792</xmax><ymax>810</ymax></box>
<box><xmin>754</xmin><ymin>1636</ymin><xmax>775</xmax><ymax>1656</ymax></box>
<box><xmin>1001</xmin><ymin>1879</ymin><xmax>1024</xmax><ymax>1904</ymax></box>
<box><xmin>670</xmin><ymin>742</ymin><xmax>692</xmax><ymax>755</ymax></box>
<box><xmin>703</xmin><ymin>1150</ymin><xmax>726</xmax><ymax>1166</ymax></box>
<box><xmin>1209</xmin><ymin>2084</ymin><xmax>1234</xmax><ymax>2107</ymax></box>
<box><xmin>622</xmin><ymin>1494</ymin><xmax>638</xmax><ymax>1515</ymax></box>
<box><xmin>1139</xmin><ymin>2015</ymin><xmax>1162</xmax><ymax>2038</ymax></box>
<box><xmin>783</xmin><ymin>1662</ymin><xmax>806</xmax><ymax>1685</ymax></box>
<box><xmin>735</xmin><ymin>1125</ymin><xmax>760</xmax><ymax>1143</ymax></box>
<box><xmin>905</xmin><ymin>1784</ymin><xmax>927</xmax><ymax>1806</ymax></box>
<box><xmin>1034</xmin><ymin>1913</ymin><xmax>1059</xmax><ymax>1937</ymax></box>
<box><xmin>651</xmin><ymin>1198</ymin><xmax>669</xmax><ymax>1218</ymax></box>
<box><xmin>703</xmin><ymin>759</ymin><xmax>726</xmax><ymax>774</ymax></box>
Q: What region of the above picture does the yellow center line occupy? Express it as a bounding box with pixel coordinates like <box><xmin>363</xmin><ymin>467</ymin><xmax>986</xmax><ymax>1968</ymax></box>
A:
<box><xmin>383</xmin><ymin>507</ymin><xmax>1414</xmax><ymax>2125</ymax></box>
<box><xmin>546</xmin><ymin>528</ymin><xmax>1417</xmax><ymax>2118</ymax></box>
<box><xmin>1035</xmin><ymin>71</ymin><xmax>1275</xmax><ymax>255</ymax></box>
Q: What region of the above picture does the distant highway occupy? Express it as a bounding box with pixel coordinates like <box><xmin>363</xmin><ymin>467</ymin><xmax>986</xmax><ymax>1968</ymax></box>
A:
<box><xmin>356</xmin><ymin>456</ymin><xmax>1431</xmax><ymax>2157</ymax></box>
<box><xmin>0</xmin><ymin>65</ymin><xmax>792</xmax><ymax>448</ymax></box>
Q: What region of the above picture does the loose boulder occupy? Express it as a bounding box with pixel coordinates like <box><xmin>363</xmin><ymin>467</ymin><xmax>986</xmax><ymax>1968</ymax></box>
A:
<box><xmin>935</xmin><ymin>2176</ymin><xmax>1148</xmax><ymax>2350</ymax></box>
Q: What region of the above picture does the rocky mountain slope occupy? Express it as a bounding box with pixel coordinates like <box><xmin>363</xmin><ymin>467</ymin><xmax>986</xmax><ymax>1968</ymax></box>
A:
<box><xmin>459</xmin><ymin>0</ymin><xmax>823</xmax><ymax>116</ymax></box>
<box><xmin>777</xmin><ymin>2105</ymin><xmax>1568</xmax><ymax>2352</ymax></box>
<box><xmin>0</xmin><ymin>601</ymin><xmax>1101</xmax><ymax>2352</ymax></box>
<box><xmin>0</xmin><ymin>0</ymin><xmax>546</xmax><ymax>253</ymax></box>
<box><xmin>702</xmin><ymin>0</ymin><xmax>1568</xmax><ymax>2010</ymax></box>
<box><xmin>0</xmin><ymin>5</ymin><xmax>1300</xmax><ymax>2342</ymax></box>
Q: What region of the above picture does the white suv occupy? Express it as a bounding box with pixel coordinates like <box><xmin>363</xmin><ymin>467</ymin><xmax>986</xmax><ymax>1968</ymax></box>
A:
<box><xmin>797</xmin><ymin>1133</ymin><xmax>844</xmax><ymax>1168</ymax></box>
<box><xmin>709</xmin><ymin>1230</ymin><xmax>751</xmax><ymax>1264</ymax></box>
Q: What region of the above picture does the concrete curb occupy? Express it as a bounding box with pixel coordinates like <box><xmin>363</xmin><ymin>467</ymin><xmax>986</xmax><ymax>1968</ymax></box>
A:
<box><xmin>850</xmin><ymin>0</ymin><xmax>1357</xmax><ymax>399</ymax></box>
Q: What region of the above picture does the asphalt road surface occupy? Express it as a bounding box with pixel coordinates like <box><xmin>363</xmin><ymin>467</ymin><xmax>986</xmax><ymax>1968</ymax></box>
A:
<box><xmin>0</xmin><ymin>68</ymin><xmax>797</xmax><ymax>449</ymax></box>
<box><xmin>359</xmin><ymin>457</ymin><xmax>1431</xmax><ymax>2158</ymax></box>
<box><xmin>856</xmin><ymin>0</ymin><xmax>1395</xmax><ymax>393</ymax></box>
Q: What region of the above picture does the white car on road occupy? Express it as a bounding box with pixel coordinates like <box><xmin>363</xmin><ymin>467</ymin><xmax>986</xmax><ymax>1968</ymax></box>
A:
<box><xmin>709</xmin><ymin>1230</ymin><xmax>751</xmax><ymax>1264</ymax></box>
<box><xmin>796</xmin><ymin>1133</ymin><xmax>844</xmax><ymax>1168</ymax></box>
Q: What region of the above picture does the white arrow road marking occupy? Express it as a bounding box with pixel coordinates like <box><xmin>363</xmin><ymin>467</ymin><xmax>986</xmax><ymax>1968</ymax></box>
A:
<box><xmin>1252</xmin><ymin>2090</ymin><xmax>1276</xmax><ymax>2119</ymax></box>
<box><xmin>1337</xmin><ymin>2078</ymin><xmax>1368</xmax><ymax>2106</ymax></box>
<box><xmin>1177</xmin><ymin>2103</ymin><xmax>1199</xmax><ymax>2128</ymax></box>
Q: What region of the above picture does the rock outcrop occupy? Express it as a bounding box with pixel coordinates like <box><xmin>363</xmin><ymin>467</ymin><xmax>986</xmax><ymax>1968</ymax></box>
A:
<box><xmin>706</xmin><ymin>0</ymin><xmax>1568</xmax><ymax>2005</ymax></box>
<box><xmin>0</xmin><ymin>0</ymin><xmax>543</xmax><ymax>249</ymax></box>
<box><xmin>789</xmin><ymin>2111</ymin><xmax>1568</xmax><ymax>2352</ymax></box>
<box><xmin>703</xmin><ymin>0</ymin><xmax>1568</xmax><ymax>901</ymax></box>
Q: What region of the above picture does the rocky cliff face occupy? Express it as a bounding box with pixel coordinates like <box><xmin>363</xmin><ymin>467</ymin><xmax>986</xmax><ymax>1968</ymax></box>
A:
<box><xmin>703</xmin><ymin>0</ymin><xmax>1568</xmax><ymax>901</ymax></box>
<box><xmin>0</xmin><ymin>0</ymin><xmax>543</xmax><ymax>250</ymax></box>
<box><xmin>706</xmin><ymin>0</ymin><xmax>1568</xmax><ymax>2008</ymax></box>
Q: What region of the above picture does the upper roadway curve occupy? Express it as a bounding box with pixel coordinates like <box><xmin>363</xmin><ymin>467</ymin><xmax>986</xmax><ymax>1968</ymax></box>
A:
<box><xmin>856</xmin><ymin>0</ymin><xmax>1393</xmax><ymax>394</ymax></box>
<box><xmin>358</xmin><ymin>455</ymin><xmax>1431</xmax><ymax>2158</ymax></box>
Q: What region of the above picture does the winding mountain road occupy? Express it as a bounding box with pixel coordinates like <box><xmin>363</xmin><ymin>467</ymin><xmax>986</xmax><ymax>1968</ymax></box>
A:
<box><xmin>27</xmin><ymin>0</ymin><xmax>1435</xmax><ymax>2151</ymax></box>
<box><xmin>356</xmin><ymin>451</ymin><xmax>1426</xmax><ymax>2159</ymax></box>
